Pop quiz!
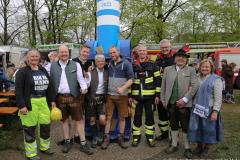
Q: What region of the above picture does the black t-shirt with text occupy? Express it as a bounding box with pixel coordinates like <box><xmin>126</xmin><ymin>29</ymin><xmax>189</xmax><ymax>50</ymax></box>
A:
<box><xmin>31</xmin><ymin>70</ymin><xmax>49</xmax><ymax>96</ymax></box>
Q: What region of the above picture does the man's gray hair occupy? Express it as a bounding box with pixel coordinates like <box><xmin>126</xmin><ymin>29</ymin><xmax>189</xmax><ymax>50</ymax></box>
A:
<box><xmin>160</xmin><ymin>39</ymin><xmax>171</xmax><ymax>46</ymax></box>
<box><xmin>95</xmin><ymin>54</ymin><xmax>105</xmax><ymax>61</ymax></box>
<box><xmin>136</xmin><ymin>44</ymin><xmax>147</xmax><ymax>53</ymax></box>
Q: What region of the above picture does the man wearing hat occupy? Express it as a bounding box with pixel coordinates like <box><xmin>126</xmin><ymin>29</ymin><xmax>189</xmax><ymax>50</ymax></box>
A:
<box><xmin>160</xmin><ymin>44</ymin><xmax>199</xmax><ymax>159</ymax></box>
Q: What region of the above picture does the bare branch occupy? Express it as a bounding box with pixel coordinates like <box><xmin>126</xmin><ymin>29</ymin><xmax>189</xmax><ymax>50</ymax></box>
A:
<box><xmin>163</xmin><ymin>0</ymin><xmax>189</xmax><ymax>22</ymax></box>
<box><xmin>7</xmin><ymin>22</ymin><xmax>27</xmax><ymax>42</ymax></box>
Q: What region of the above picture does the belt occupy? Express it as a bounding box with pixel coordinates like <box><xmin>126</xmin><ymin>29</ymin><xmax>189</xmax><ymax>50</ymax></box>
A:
<box><xmin>58</xmin><ymin>93</ymin><xmax>72</xmax><ymax>97</ymax></box>
<box><xmin>31</xmin><ymin>94</ymin><xmax>46</xmax><ymax>98</ymax></box>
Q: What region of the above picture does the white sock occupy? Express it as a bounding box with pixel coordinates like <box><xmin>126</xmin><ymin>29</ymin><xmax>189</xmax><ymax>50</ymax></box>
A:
<box><xmin>183</xmin><ymin>133</ymin><xmax>190</xmax><ymax>149</ymax></box>
<box><xmin>171</xmin><ymin>130</ymin><xmax>179</xmax><ymax>147</ymax></box>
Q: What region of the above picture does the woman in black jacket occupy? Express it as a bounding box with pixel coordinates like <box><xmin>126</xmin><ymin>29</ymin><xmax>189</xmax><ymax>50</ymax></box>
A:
<box><xmin>15</xmin><ymin>49</ymin><xmax>54</xmax><ymax>160</ymax></box>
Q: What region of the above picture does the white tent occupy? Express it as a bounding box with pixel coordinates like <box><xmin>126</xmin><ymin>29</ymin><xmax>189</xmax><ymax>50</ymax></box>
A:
<box><xmin>0</xmin><ymin>45</ymin><xmax>29</xmax><ymax>67</ymax></box>
<box><xmin>0</xmin><ymin>48</ymin><xmax>6</xmax><ymax>55</ymax></box>
<box><xmin>0</xmin><ymin>48</ymin><xmax>6</xmax><ymax>71</ymax></box>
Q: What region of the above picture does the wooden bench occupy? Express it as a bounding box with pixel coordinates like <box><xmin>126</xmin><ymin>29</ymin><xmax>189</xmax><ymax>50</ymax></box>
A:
<box><xmin>0</xmin><ymin>107</ymin><xmax>18</xmax><ymax>128</ymax></box>
<box><xmin>0</xmin><ymin>98</ymin><xmax>9</xmax><ymax>103</ymax></box>
<box><xmin>0</xmin><ymin>91</ymin><xmax>15</xmax><ymax>97</ymax></box>
<box><xmin>0</xmin><ymin>107</ymin><xmax>18</xmax><ymax>114</ymax></box>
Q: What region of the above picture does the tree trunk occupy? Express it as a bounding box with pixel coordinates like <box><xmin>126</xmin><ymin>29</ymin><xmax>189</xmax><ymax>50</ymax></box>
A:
<box><xmin>30</xmin><ymin>0</ymin><xmax>36</xmax><ymax>47</ymax></box>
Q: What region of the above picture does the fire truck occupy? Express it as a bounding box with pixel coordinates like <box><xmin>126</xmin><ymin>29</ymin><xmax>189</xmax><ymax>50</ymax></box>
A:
<box><xmin>133</xmin><ymin>42</ymin><xmax>240</xmax><ymax>82</ymax></box>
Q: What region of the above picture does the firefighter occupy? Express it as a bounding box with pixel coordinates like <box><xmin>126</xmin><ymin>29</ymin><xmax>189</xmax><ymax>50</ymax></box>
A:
<box><xmin>129</xmin><ymin>44</ymin><xmax>161</xmax><ymax>147</ymax></box>
<box><xmin>155</xmin><ymin>39</ymin><xmax>175</xmax><ymax>141</ymax></box>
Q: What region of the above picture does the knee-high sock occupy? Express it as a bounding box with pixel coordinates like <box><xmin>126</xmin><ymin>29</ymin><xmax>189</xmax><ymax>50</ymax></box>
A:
<box><xmin>171</xmin><ymin>130</ymin><xmax>179</xmax><ymax>147</ymax></box>
<box><xmin>183</xmin><ymin>133</ymin><xmax>190</xmax><ymax>149</ymax></box>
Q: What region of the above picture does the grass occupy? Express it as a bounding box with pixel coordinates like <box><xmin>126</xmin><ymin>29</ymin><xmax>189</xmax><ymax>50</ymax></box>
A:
<box><xmin>0</xmin><ymin>117</ymin><xmax>23</xmax><ymax>151</ymax></box>
<box><xmin>211</xmin><ymin>111</ymin><xmax>240</xmax><ymax>158</ymax></box>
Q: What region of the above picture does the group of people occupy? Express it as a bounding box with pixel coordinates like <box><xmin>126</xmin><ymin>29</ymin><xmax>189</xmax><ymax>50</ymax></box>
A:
<box><xmin>220</xmin><ymin>59</ymin><xmax>237</xmax><ymax>103</ymax></box>
<box><xmin>15</xmin><ymin>39</ymin><xmax>224</xmax><ymax>160</ymax></box>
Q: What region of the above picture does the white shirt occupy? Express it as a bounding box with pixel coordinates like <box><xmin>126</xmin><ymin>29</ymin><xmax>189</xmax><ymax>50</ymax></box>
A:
<box><xmin>176</xmin><ymin>65</ymin><xmax>189</xmax><ymax>103</ymax></box>
<box><xmin>96</xmin><ymin>68</ymin><xmax>104</xmax><ymax>94</ymax></box>
<box><xmin>58</xmin><ymin>60</ymin><xmax>87</xmax><ymax>94</ymax></box>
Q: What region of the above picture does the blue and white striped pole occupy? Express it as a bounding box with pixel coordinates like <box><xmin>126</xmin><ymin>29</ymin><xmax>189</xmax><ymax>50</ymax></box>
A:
<box><xmin>96</xmin><ymin>0</ymin><xmax>121</xmax><ymax>55</ymax></box>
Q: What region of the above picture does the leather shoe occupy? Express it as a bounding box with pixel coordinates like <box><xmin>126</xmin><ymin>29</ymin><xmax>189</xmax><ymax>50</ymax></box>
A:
<box><xmin>165</xmin><ymin>146</ymin><xmax>178</xmax><ymax>154</ymax></box>
<box><xmin>184</xmin><ymin>149</ymin><xmax>193</xmax><ymax>159</ymax></box>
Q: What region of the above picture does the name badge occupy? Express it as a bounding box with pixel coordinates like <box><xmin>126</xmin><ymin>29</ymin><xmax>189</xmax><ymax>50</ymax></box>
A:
<box><xmin>193</xmin><ymin>104</ymin><xmax>210</xmax><ymax>119</ymax></box>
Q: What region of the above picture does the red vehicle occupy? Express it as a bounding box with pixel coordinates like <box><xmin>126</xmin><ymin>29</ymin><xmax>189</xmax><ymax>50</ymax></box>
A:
<box><xmin>211</xmin><ymin>48</ymin><xmax>240</xmax><ymax>82</ymax></box>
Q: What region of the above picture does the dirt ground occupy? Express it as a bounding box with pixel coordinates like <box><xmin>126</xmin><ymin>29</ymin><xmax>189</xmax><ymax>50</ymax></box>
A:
<box><xmin>0</xmin><ymin>102</ymin><xmax>239</xmax><ymax>160</ymax></box>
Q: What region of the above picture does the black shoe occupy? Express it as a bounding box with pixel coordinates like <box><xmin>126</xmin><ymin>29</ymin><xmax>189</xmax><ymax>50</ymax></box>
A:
<box><xmin>40</xmin><ymin>149</ymin><xmax>54</xmax><ymax>156</ymax></box>
<box><xmin>62</xmin><ymin>140</ymin><xmax>72</xmax><ymax>153</ymax></box>
<box><xmin>27</xmin><ymin>156</ymin><xmax>40</xmax><ymax>160</ymax></box>
<box><xmin>147</xmin><ymin>139</ymin><xmax>156</xmax><ymax>147</ymax></box>
<box><xmin>118</xmin><ymin>134</ymin><xmax>128</xmax><ymax>149</ymax></box>
<box><xmin>156</xmin><ymin>132</ymin><xmax>168</xmax><ymax>141</ymax></box>
<box><xmin>101</xmin><ymin>134</ymin><xmax>110</xmax><ymax>150</ymax></box>
<box><xmin>184</xmin><ymin>149</ymin><xmax>193</xmax><ymax>159</ymax></box>
<box><xmin>57</xmin><ymin>138</ymin><xmax>73</xmax><ymax>145</ymax></box>
<box><xmin>80</xmin><ymin>143</ymin><xmax>93</xmax><ymax>155</ymax></box>
<box><xmin>165</xmin><ymin>146</ymin><xmax>178</xmax><ymax>154</ymax></box>
<box><xmin>132</xmin><ymin>138</ymin><xmax>140</xmax><ymax>147</ymax></box>
<box><xmin>91</xmin><ymin>137</ymin><xmax>98</xmax><ymax>148</ymax></box>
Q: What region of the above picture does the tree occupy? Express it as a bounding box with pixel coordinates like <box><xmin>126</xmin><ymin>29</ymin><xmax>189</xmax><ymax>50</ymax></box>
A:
<box><xmin>0</xmin><ymin>0</ymin><xmax>26</xmax><ymax>45</ymax></box>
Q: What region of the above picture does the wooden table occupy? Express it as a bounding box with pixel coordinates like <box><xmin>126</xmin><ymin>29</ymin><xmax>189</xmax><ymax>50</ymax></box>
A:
<box><xmin>0</xmin><ymin>91</ymin><xmax>15</xmax><ymax>97</ymax></box>
<box><xmin>0</xmin><ymin>98</ymin><xmax>8</xmax><ymax>103</ymax></box>
<box><xmin>0</xmin><ymin>107</ymin><xmax>18</xmax><ymax>114</ymax></box>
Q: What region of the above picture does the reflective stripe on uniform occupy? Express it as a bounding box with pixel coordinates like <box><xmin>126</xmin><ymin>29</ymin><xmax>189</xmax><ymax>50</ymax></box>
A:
<box><xmin>132</xmin><ymin>90</ymin><xmax>139</xmax><ymax>95</ymax></box>
<box><xmin>132</xmin><ymin>125</ymin><xmax>141</xmax><ymax>136</ymax></box>
<box><xmin>25</xmin><ymin>141</ymin><xmax>37</xmax><ymax>158</ymax></box>
<box><xmin>145</xmin><ymin>77</ymin><xmax>153</xmax><ymax>83</ymax></box>
<box><xmin>145</xmin><ymin>125</ymin><xmax>155</xmax><ymax>135</ymax></box>
<box><xmin>159</xmin><ymin>120</ymin><xmax>169</xmax><ymax>132</ymax></box>
<box><xmin>145</xmin><ymin>125</ymin><xmax>154</xmax><ymax>130</ymax></box>
<box><xmin>159</xmin><ymin>120</ymin><xmax>169</xmax><ymax>125</ymax></box>
<box><xmin>145</xmin><ymin>129</ymin><xmax>155</xmax><ymax>135</ymax></box>
<box><xmin>40</xmin><ymin>138</ymin><xmax>50</xmax><ymax>151</ymax></box>
<box><xmin>154</xmin><ymin>71</ymin><xmax>160</xmax><ymax>77</ymax></box>
<box><xmin>160</xmin><ymin>126</ymin><xmax>169</xmax><ymax>131</ymax></box>
<box><xmin>142</xmin><ymin>90</ymin><xmax>155</xmax><ymax>95</ymax></box>
<box><xmin>156</xmin><ymin>87</ymin><xmax>161</xmax><ymax>92</ymax></box>
<box><xmin>133</xmin><ymin>79</ymin><xmax>140</xmax><ymax>84</ymax></box>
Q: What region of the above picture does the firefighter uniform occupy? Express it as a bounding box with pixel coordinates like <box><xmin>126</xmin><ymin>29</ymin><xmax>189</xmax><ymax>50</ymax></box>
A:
<box><xmin>129</xmin><ymin>58</ymin><xmax>161</xmax><ymax>147</ymax></box>
<box><xmin>155</xmin><ymin>52</ymin><xmax>175</xmax><ymax>140</ymax></box>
